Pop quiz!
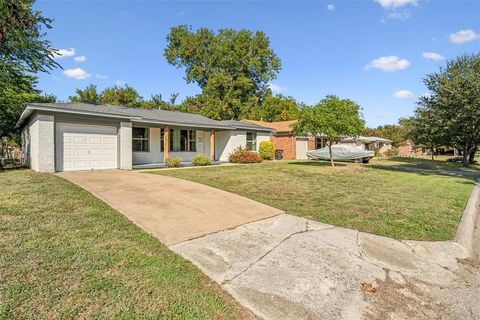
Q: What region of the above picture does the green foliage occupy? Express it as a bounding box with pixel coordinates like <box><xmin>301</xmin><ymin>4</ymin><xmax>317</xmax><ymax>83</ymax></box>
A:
<box><xmin>69</xmin><ymin>84</ymin><xmax>100</xmax><ymax>104</ymax></box>
<box><xmin>294</xmin><ymin>95</ymin><xmax>365</xmax><ymax>166</ymax></box>
<box><xmin>164</xmin><ymin>25</ymin><xmax>281</xmax><ymax>120</ymax></box>
<box><xmin>384</xmin><ymin>148</ymin><xmax>399</xmax><ymax>157</ymax></box>
<box><xmin>192</xmin><ymin>154</ymin><xmax>212</xmax><ymax>166</ymax></box>
<box><xmin>228</xmin><ymin>147</ymin><xmax>263</xmax><ymax>163</ymax></box>
<box><xmin>363</xmin><ymin>124</ymin><xmax>408</xmax><ymax>147</ymax></box>
<box><xmin>165</xmin><ymin>157</ymin><xmax>182</xmax><ymax>168</ymax></box>
<box><xmin>68</xmin><ymin>84</ymin><xmax>150</xmax><ymax>108</ymax></box>
<box><xmin>374</xmin><ymin>150</ymin><xmax>383</xmax><ymax>158</ymax></box>
<box><xmin>411</xmin><ymin>54</ymin><xmax>480</xmax><ymax>166</ymax></box>
<box><xmin>246</xmin><ymin>94</ymin><xmax>300</xmax><ymax>121</ymax></box>
<box><xmin>68</xmin><ymin>84</ymin><xmax>182</xmax><ymax>111</ymax></box>
<box><xmin>0</xmin><ymin>0</ymin><xmax>59</xmax><ymax>148</ymax></box>
<box><xmin>259</xmin><ymin>141</ymin><xmax>275</xmax><ymax>160</ymax></box>
<box><xmin>99</xmin><ymin>85</ymin><xmax>143</xmax><ymax>107</ymax></box>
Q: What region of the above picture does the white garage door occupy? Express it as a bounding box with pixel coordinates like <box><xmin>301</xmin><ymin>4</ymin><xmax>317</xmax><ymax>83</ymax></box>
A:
<box><xmin>56</xmin><ymin>123</ymin><xmax>118</xmax><ymax>171</ymax></box>
<box><xmin>296</xmin><ymin>138</ymin><xmax>309</xmax><ymax>160</ymax></box>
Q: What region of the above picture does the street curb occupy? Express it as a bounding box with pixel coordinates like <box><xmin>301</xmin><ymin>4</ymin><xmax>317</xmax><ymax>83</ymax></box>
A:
<box><xmin>454</xmin><ymin>178</ymin><xmax>480</xmax><ymax>256</ymax></box>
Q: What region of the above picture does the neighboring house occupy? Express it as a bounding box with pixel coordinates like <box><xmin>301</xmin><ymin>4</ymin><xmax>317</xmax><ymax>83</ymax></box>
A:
<box><xmin>17</xmin><ymin>103</ymin><xmax>272</xmax><ymax>172</ymax></box>
<box><xmin>398</xmin><ymin>140</ymin><xmax>424</xmax><ymax>156</ymax></box>
<box><xmin>341</xmin><ymin>136</ymin><xmax>393</xmax><ymax>154</ymax></box>
<box><xmin>244</xmin><ymin>120</ymin><xmax>326</xmax><ymax>160</ymax></box>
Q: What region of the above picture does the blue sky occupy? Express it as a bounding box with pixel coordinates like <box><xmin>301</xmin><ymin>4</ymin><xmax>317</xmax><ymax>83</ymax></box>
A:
<box><xmin>35</xmin><ymin>0</ymin><xmax>479</xmax><ymax>127</ymax></box>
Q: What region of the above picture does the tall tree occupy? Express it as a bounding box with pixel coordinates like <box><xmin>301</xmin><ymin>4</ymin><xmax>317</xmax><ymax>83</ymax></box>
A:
<box><xmin>415</xmin><ymin>54</ymin><xmax>480</xmax><ymax>166</ymax></box>
<box><xmin>164</xmin><ymin>25</ymin><xmax>281</xmax><ymax>120</ymax></box>
<box><xmin>0</xmin><ymin>0</ymin><xmax>59</xmax><ymax>158</ymax></box>
<box><xmin>69</xmin><ymin>84</ymin><xmax>100</xmax><ymax>104</ymax></box>
<box><xmin>99</xmin><ymin>85</ymin><xmax>143</xmax><ymax>107</ymax></box>
<box><xmin>246</xmin><ymin>94</ymin><xmax>300</xmax><ymax>122</ymax></box>
<box><xmin>294</xmin><ymin>95</ymin><xmax>365</xmax><ymax>167</ymax></box>
<box><xmin>408</xmin><ymin>108</ymin><xmax>445</xmax><ymax>160</ymax></box>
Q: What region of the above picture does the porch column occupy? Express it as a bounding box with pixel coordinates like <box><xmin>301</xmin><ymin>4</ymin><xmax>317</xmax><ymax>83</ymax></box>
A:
<box><xmin>163</xmin><ymin>126</ymin><xmax>169</xmax><ymax>162</ymax></box>
<box><xmin>210</xmin><ymin>129</ymin><xmax>215</xmax><ymax>161</ymax></box>
<box><xmin>119</xmin><ymin>122</ymin><xmax>132</xmax><ymax>170</ymax></box>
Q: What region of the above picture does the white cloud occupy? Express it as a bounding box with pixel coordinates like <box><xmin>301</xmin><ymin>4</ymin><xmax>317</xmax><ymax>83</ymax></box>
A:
<box><xmin>63</xmin><ymin>68</ymin><xmax>91</xmax><ymax>80</ymax></box>
<box><xmin>393</xmin><ymin>90</ymin><xmax>414</xmax><ymax>99</ymax></box>
<box><xmin>375</xmin><ymin>0</ymin><xmax>418</xmax><ymax>9</ymax></box>
<box><xmin>268</xmin><ymin>83</ymin><xmax>286</xmax><ymax>94</ymax></box>
<box><xmin>422</xmin><ymin>52</ymin><xmax>444</xmax><ymax>61</ymax></box>
<box><xmin>53</xmin><ymin>48</ymin><xmax>76</xmax><ymax>59</ymax></box>
<box><xmin>95</xmin><ymin>74</ymin><xmax>108</xmax><ymax>79</ymax></box>
<box><xmin>365</xmin><ymin>56</ymin><xmax>411</xmax><ymax>72</ymax></box>
<box><xmin>386</xmin><ymin>11</ymin><xmax>410</xmax><ymax>20</ymax></box>
<box><xmin>74</xmin><ymin>55</ymin><xmax>86</xmax><ymax>62</ymax></box>
<box><xmin>449</xmin><ymin>29</ymin><xmax>479</xmax><ymax>44</ymax></box>
<box><xmin>116</xmin><ymin>80</ymin><xmax>127</xmax><ymax>86</ymax></box>
<box><xmin>327</xmin><ymin>4</ymin><xmax>335</xmax><ymax>11</ymax></box>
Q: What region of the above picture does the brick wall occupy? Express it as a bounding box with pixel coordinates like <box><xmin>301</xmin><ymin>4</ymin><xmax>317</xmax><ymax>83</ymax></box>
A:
<box><xmin>308</xmin><ymin>137</ymin><xmax>316</xmax><ymax>150</ymax></box>
<box><xmin>271</xmin><ymin>134</ymin><xmax>296</xmax><ymax>160</ymax></box>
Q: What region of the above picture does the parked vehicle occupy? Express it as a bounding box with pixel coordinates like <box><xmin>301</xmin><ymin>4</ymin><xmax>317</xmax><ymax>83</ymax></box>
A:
<box><xmin>306</xmin><ymin>144</ymin><xmax>374</xmax><ymax>163</ymax></box>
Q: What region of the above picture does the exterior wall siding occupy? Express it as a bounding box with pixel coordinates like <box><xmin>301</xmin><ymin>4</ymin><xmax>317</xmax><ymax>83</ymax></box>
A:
<box><xmin>271</xmin><ymin>134</ymin><xmax>296</xmax><ymax>160</ymax></box>
<box><xmin>119</xmin><ymin>122</ymin><xmax>132</xmax><ymax>169</ymax></box>
<box><xmin>216</xmin><ymin>130</ymin><xmax>245</xmax><ymax>162</ymax></box>
<box><xmin>24</xmin><ymin>113</ymin><xmax>55</xmax><ymax>173</ymax></box>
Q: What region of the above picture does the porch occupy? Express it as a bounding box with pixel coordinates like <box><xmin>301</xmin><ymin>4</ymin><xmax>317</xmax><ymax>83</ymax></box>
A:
<box><xmin>131</xmin><ymin>124</ymin><xmax>217</xmax><ymax>166</ymax></box>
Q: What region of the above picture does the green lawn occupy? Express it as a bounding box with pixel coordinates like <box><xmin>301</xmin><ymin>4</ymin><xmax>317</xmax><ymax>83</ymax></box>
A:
<box><xmin>0</xmin><ymin>170</ymin><xmax>249</xmax><ymax>319</ymax></box>
<box><xmin>151</xmin><ymin>157</ymin><xmax>479</xmax><ymax>241</ymax></box>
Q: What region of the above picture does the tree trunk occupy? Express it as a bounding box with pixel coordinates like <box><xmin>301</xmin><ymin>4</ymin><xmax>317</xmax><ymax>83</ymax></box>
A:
<box><xmin>469</xmin><ymin>147</ymin><xmax>477</xmax><ymax>164</ymax></box>
<box><xmin>430</xmin><ymin>146</ymin><xmax>434</xmax><ymax>161</ymax></box>
<box><xmin>328</xmin><ymin>143</ymin><xmax>335</xmax><ymax>167</ymax></box>
<box><xmin>462</xmin><ymin>145</ymin><xmax>470</xmax><ymax>167</ymax></box>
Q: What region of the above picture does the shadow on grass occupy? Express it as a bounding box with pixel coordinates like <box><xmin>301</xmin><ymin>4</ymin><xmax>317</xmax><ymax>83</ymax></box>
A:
<box><xmin>288</xmin><ymin>160</ymin><xmax>348</xmax><ymax>167</ymax></box>
<box><xmin>368</xmin><ymin>157</ymin><xmax>480</xmax><ymax>182</ymax></box>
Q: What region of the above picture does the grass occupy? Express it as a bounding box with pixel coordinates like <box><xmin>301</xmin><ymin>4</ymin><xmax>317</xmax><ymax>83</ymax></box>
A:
<box><xmin>0</xmin><ymin>170</ymin><xmax>250</xmax><ymax>320</ymax></box>
<box><xmin>151</xmin><ymin>157</ymin><xmax>479</xmax><ymax>241</ymax></box>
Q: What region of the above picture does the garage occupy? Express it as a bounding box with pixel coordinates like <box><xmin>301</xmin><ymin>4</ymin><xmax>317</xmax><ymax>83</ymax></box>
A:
<box><xmin>55</xmin><ymin>123</ymin><xmax>118</xmax><ymax>171</ymax></box>
<box><xmin>295</xmin><ymin>137</ymin><xmax>309</xmax><ymax>160</ymax></box>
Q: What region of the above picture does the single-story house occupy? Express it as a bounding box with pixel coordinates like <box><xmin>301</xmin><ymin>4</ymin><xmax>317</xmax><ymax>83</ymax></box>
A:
<box><xmin>340</xmin><ymin>136</ymin><xmax>393</xmax><ymax>153</ymax></box>
<box><xmin>244</xmin><ymin>120</ymin><xmax>327</xmax><ymax>160</ymax></box>
<box><xmin>17</xmin><ymin>103</ymin><xmax>272</xmax><ymax>172</ymax></box>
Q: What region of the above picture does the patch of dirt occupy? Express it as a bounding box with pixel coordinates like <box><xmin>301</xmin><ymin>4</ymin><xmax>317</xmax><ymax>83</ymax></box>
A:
<box><xmin>363</xmin><ymin>269</ymin><xmax>448</xmax><ymax>320</ymax></box>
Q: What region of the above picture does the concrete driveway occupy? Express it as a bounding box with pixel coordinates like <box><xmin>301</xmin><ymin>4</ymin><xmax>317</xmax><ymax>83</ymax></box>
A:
<box><xmin>58</xmin><ymin>170</ymin><xmax>282</xmax><ymax>245</ymax></box>
<box><xmin>60</xmin><ymin>169</ymin><xmax>480</xmax><ymax>319</ymax></box>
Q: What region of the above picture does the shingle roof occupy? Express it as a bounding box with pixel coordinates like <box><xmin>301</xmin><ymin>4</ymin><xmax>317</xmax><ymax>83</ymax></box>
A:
<box><xmin>244</xmin><ymin>120</ymin><xmax>297</xmax><ymax>133</ymax></box>
<box><xmin>17</xmin><ymin>103</ymin><xmax>272</xmax><ymax>132</ymax></box>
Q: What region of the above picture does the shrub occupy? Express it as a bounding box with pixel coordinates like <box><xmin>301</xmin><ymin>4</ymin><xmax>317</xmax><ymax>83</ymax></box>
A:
<box><xmin>259</xmin><ymin>141</ymin><xmax>275</xmax><ymax>160</ymax></box>
<box><xmin>374</xmin><ymin>150</ymin><xmax>384</xmax><ymax>158</ymax></box>
<box><xmin>228</xmin><ymin>147</ymin><xmax>263</xmax><ymax>163</ymax></box>
<box><xmin>384</xmin><ymin>148</ymin><xmax>399</xmax><ymax>157</ymax></box>
<box><xmin>192</xmin><ymin>154</ymin><xmax>212</xmax><ymax>166</ymax></box>
<box><xmin>165</xmin><ymin>157</ymin><xmax>182</xmax><ymax>168</ymax></box>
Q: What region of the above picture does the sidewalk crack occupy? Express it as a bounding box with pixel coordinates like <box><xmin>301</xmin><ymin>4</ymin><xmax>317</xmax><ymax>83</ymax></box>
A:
<box><xmin>223</xmin><ymin>224</ymin><xmax>311</xmax><ymax>285</ymax></box>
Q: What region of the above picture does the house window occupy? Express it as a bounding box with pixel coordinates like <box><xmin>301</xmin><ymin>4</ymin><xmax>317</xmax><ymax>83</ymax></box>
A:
<box><xmin>168</xmin><ymin>128</ymin><xmax>196</xmax><ymax>152</ymax></box>
<box><xmin>246</xmin><ymin>132</ymin><xmax>257</xmax><ymax>151</ymax></box>
<box><xmin>189</xmin><ymin>130</ymin><xmax>196</xmax><ymax>152</ymax></box>
<box><xmin>132</xmin><ymin>127</ymin><xmax>149</xmax><ymax>152</ymax></box>
<box><xmin>316</xmin><ymin>137</ymin><xmax>325</xmax><ymax>149</ymax></box>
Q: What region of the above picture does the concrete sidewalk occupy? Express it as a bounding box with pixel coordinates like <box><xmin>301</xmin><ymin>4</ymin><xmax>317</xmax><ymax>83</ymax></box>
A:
<box><xmin>58</xmin><ymin>170</ymin><xmax>282</xmax><ymax>245</ymax></box>
<box><xmin>172</xmin><ymin>214</ymin><xmax>480</xmax><ymax>319</ymax></box>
